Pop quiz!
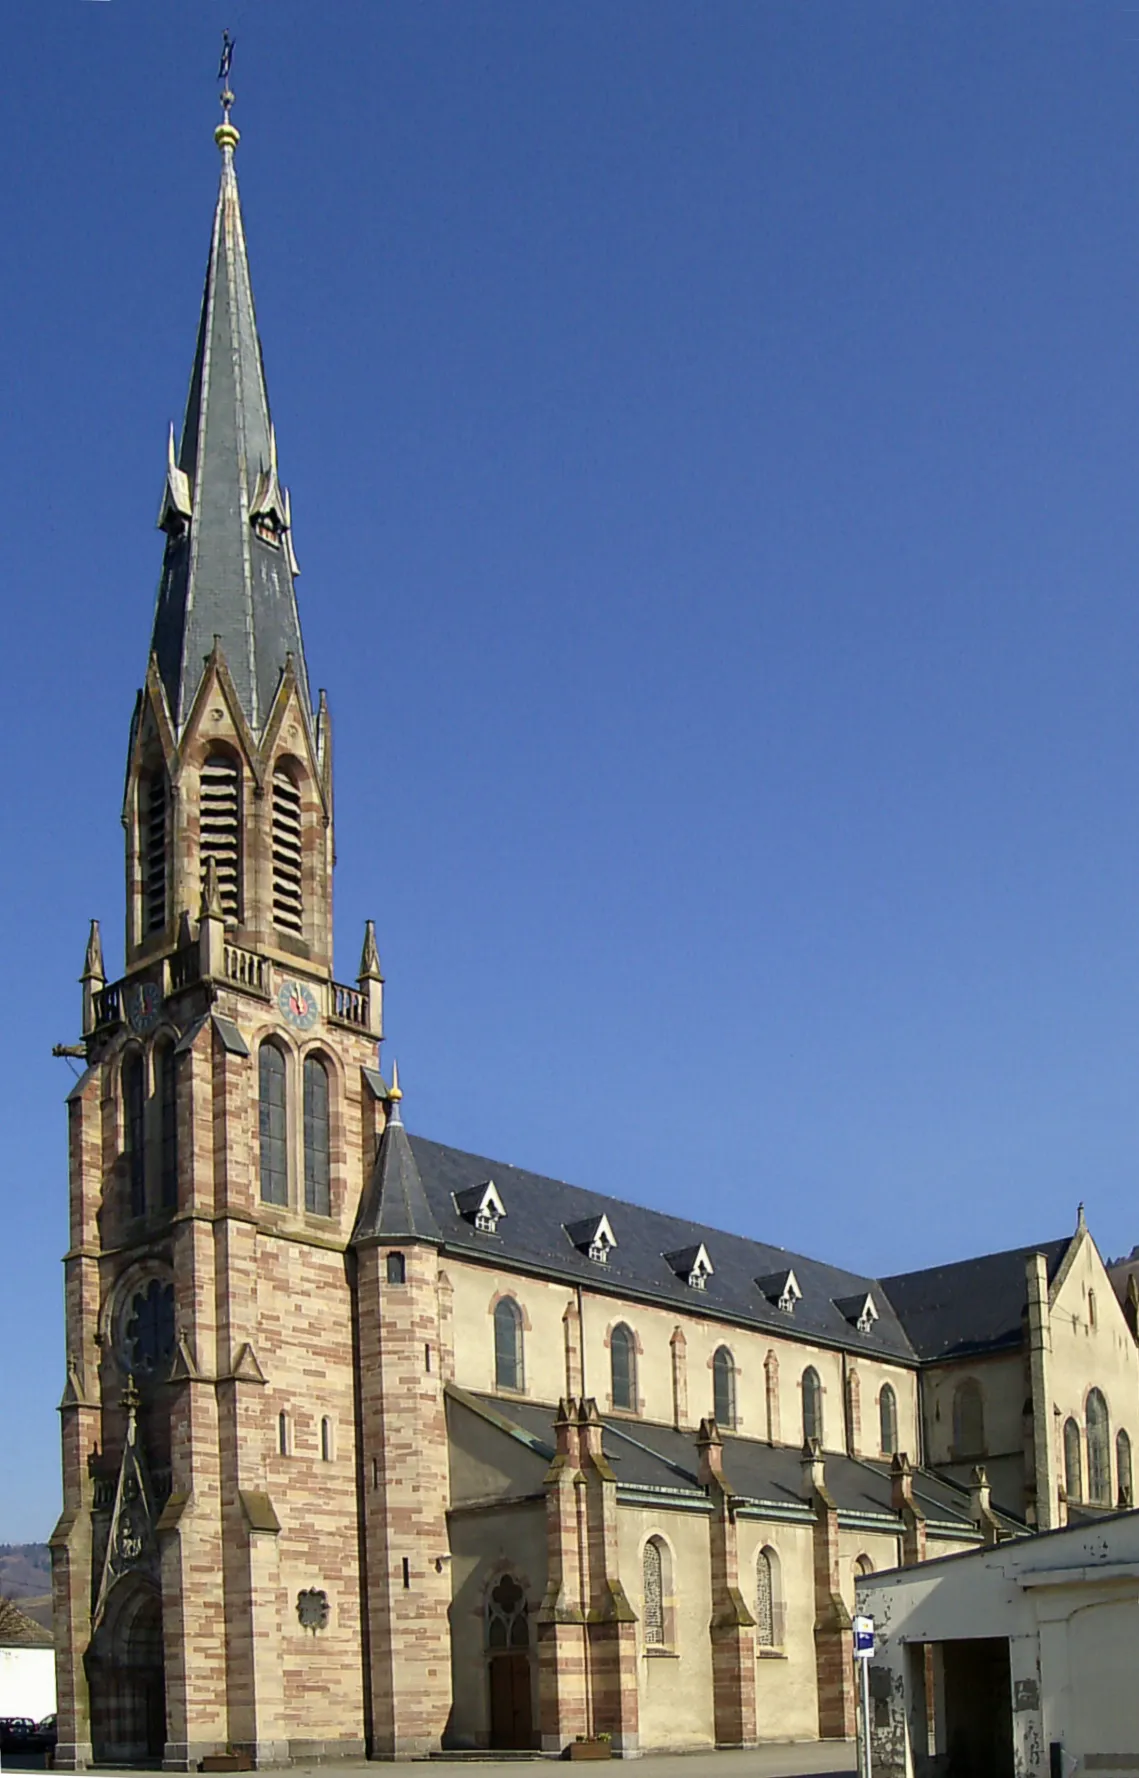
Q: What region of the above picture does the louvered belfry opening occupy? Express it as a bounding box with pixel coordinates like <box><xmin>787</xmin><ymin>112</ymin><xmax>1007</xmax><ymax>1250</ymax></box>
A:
<box><xmin>142</xmin><ymin>769</ymin><xmax>168</xmax><ymax>936</ymax></box>
<box><xmin>272</xmin><ymin>762</ymin><xmax>304</xmax><ymax>936</ymax></box>
<box><xmin>200</xmin><ymin>748</ymin><xmax>241</xmax><ymax>920</ymax></box>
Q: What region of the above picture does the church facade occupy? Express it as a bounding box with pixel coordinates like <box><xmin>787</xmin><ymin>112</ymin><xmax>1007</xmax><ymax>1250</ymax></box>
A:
<box><xmin>50</xmin><ymin>107</ymin><xmax>1139</xmax><ymax>1769</ymax></box>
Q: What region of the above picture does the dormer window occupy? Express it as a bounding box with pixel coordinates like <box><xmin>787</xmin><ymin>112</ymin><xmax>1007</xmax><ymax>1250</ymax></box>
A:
<box><xmin>835</xmin><ymin>1292</ymin><xmax>879</xmax><ymax>1336</ymax></box>
<box><xmin>252</xmin><ymin>512</ymin><xmax>282</xmax><ymax>548</ymax></box>
<box><xmin>757</xmin><ymin>1269</ymin><xmax>802</xmax><ymax>1315</ymax></box>
<box><xmin>455</xmin><ymin>1180</ymin><xmax>506</xmax><ymax>1236</ymax></box>
<box><xmin>566</xmin><ymin>1214</ymin><xmax>617</xmax><ymax>1266</ymax></box>
<box><xmin>664</xmin><ymin>1243</ymin><xmax>714</xmax><ymax>1291</ymax></box>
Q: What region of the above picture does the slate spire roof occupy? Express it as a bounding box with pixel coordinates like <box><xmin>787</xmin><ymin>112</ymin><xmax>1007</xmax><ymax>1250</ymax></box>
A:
<box><xmin>353</xmin><ymin>1072</ymin><xmax>444</xmax><ymax>1247</ymax></box>
<box><xmin>149</xmin><ymin>110</ymin><xmax>310</xmax><ymax>734</ymax></box>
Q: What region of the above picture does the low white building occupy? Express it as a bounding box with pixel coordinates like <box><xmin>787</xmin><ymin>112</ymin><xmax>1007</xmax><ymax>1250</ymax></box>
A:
<box><xmin>0</xmin><ymin>1599</ymin><xmax>56</xmax><ymax>1722</ymax></box>
<box><xmin>855</xmin><ymin>1507</ymin><xmax>1139</xmax><ymax>1778</ymax></box>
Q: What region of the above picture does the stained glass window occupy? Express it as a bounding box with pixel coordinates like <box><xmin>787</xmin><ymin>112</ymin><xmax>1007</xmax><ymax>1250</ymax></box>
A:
<box><xmin>611</xmin><ymin>1324</ymin><xmax>636</xmax><ymax>1412</ymax></box>
<box><xmin>802</xmin><ymin>1367</ymin><xmax>823</xmax><ymax>1445</ymax></box>
<box><xmin>755</xmin><ymin>1549</ymin><xmax>775</xmax><ymax>1647</ymax></box>
<box><xmin>1064</xmin><ymin>1417</ymin><xmax>1082</xmax><ymax>1502</ymax></box>
<box><xmin>1117</xmin><ymin>1428</ymin><xmax>1133</xmax><ymax>1506</ymax></box>
<box><xmin>125</xmin><ymin>1278</ymin><xmax>175</xmax><ymax>1378</ymax></box>
<box><xmin>643</xmin><ymin>1540</ymin><xmax>665</xmax><ymax>1646</ymax></box>
<box><xmin>487</xmin><ymin>1573</ymin><xmax>529</xmax><ymax>1649</ymax></box>
<box><xmin>259</xmin><ymin>1043</ymin><xmax>288</xmax><ymax>1205</ymax></box>
<box><xmin>1088</xmin><ymin>1389</ymin><xmax>1111</xmax><ymax>1506</ymax></box>
<box><xmin>494</xmin><ymin>1298</ymin><xmax>523</xmax><ymax>1392</ymax></box>
<box><xmin>157</xmin><ymin>1042</ymin><xmax>178</xmax><ymax>1211</ymax></box>
<box><xmin>713</xmin><ymin>1347</ymin><xmax>736</xmax><ymax>1428</ymax></box>
<box><xmin>303</xmin><ymin>1055</ymin><xmax>331</xmax><ymax>1215</ymax></box>
<box><xmin>124</xmin><ymin>1052</ymin><xmax>145</xmax><ymax>1218</ymax></box>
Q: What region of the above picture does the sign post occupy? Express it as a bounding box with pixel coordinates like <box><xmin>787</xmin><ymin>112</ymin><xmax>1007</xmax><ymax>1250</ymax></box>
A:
<box><xmin>852</xmin><ymin>1614</ymin><xmax>874</xmax><ymax>1778</ymax></box>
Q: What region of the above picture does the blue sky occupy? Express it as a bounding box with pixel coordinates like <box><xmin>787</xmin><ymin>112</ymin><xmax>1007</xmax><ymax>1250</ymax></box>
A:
<box><xmin>4</xmin><ymin>1</ymin><xmax>1139</xmax><ymax>1540</ymax></box>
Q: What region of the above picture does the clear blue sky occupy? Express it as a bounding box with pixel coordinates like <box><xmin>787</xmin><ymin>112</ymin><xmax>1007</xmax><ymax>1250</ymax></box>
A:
<box><xmin>4</xmin><ymin>2</ymin><xmax>1139</xmax><ymax>1541</ymax></box>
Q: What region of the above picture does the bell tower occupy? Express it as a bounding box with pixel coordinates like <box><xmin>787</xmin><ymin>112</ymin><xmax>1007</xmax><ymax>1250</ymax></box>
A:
<box><xmin>52</xmin><ymin>89</ymin><xmax>392</xmax><ymax>1772</ymax></box>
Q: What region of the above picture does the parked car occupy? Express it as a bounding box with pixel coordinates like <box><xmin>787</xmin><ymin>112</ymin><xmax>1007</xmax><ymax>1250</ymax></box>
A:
<box><xmin>34</xmin><ymin>1714</ymin><xmax>58</xmax><ymax>1750</ymax></box>
<box><xmin>0</xmin><ymin>1717</ymin><xmax>39</xmax><ymax>1753</ymax></box>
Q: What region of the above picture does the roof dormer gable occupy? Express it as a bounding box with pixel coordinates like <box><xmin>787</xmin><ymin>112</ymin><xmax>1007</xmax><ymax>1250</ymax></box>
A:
<box><xmin>835</xmin><ymin>1290</ymin><xmax>879</xmax><ymax>1335</ymax></box>
<box><xmin>665</xmin><ymin>1242</ymin><xmax>714</xmax><ymax>1291</ymax></box>
<box><xmin>565</xmin><ymin>1214</ymin><xmax>616</xmax><ymax>1265</ymax></box>
<box><xmin>758</xmin><ymin>1268</ymin><xmax>802</xmax><ymax>1314</ymax></box>
<box><xmin>454</xmin><ymin>1180</ymin><xmax>506</xmax><ymax>1236</ymax></box>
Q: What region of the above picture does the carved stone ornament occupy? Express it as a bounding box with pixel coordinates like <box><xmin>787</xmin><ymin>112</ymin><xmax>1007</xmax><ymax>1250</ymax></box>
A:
<box><xmin>296</xmin><ymin>1588</ymin><xmax>330</xmax><ymax>1632</ymax></box>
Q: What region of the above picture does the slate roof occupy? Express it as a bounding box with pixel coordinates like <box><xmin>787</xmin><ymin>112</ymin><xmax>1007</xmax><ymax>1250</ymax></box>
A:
<box><xmin>150</xmin><ymin>129</ymin><xmax>311</xmax><ymax>734</ymax></box>
<box><xmin>880</xmin><ymin>1239</ymin><xmax>1071</xmax><ymax>1362</ymax></box>
<box><xmin>394</xmin><ymin>1134</ymin><xmax>918</xmax><ymax>1362</ymax></box>
<box><xmin>463</xmin><ymin>1392</ymin><xmax>1023</xmax><ymax>1538</ymax></box>
<box><xmin>0</xmin><ymin>1598</ymin><xmax>53</xmax><ymax>1649</ymax></box>
<box><xmin>354</xmin><ymin>1107</ymin><xmax>443</xmax><ymax>1246</ymax></box>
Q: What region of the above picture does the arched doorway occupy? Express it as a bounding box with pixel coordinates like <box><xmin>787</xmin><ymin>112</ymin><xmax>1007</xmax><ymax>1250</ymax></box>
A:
<box><xmin>486</xmin><ymin>1573</ymin><xmax>532</xmax><ymax>1749</ymax></box>
<box><xmin>87</xmin><ymin>1580</ymin><xmax>166</xmax><ymax>1764</ymax></box>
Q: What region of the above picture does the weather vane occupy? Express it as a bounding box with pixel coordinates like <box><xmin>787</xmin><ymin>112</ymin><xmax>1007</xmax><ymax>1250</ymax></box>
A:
<box><xmin>218</xmin><ymin>29</ymin><xmax>235</xmax><ymax>119</ymax></box>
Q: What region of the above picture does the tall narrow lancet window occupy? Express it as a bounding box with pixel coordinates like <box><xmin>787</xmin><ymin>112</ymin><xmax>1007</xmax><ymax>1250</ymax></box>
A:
<box><xmin>801</xmin><ymin>1367</ymin><xmax>823</xmax><ymax>1446</ymax></box>
<box><xmin>142</xmin><ymin>769</ymin><xmax>168</xmax><ymax>936</ymax></box>
<box><xmin>755</xmin><ymin>1547</ymin><xmax>779</xmax><ymax>1648</ymax></box>
<box><xmin>494</xmin><ymin>1298</ymin><xmax>524</xmax><ymax>1392</ymax></box>
<box><xmin>713</xmin><ymin>1346</ymin><xmax>737</xmax><ymax>1428</ymax></box>
<box><xmin>1117</xmin><ymin>1429</ymin><xmax>1133</xmax><ymax>1507</ymax></box>
<box><xmin>642</xmin><ymin>1539</ymin><xmax>665</xmax><ymax>1647</ymax></box>
<box><xmin>258</xmin><ymin>1043</ymin><xmax>288</xmax><ymax>1206</ymax></box>
<box><xmin>1087</xmin><ymin>1389</ymin><xmax>1112</xmax><ymax>1506</ymax></box>
<box><xmin>1063</xmin><ymin>1417</ymin><xmax>1083</xmax><ymax>1503</ymax></box>
<box><xmin>303</xmin><ymin>1055</ymin><xmax>331</xmax><ymax>1215</ymax></box>
<box><xmin>200</xmin><ymin>748</ymin><xmax>241</xmax><ymax>921</ymax></box>
<box><xmin>952</xmin><ymin>1379</ymin><xmax>985</xmax><ymax>1458</ymax></box>
<box><xmin>124</xmin><ymin>1052</ymin><xmax>145</xmax><ymax>1218</ymax></box>
<box><xmin>156</xmin><ymin>1041</ymin><xmax>178</xmax><ymax>1211</ymax></box>
<box><xmin>271</xmin><ymin>762</ymin><xmax>304</xmax><ymax>936</ymax></box>
<box><xmin>878</xmin><ymin>1383</ymin><xmax>898</xmax><ymax>1457</ymax></box>
<box><xmin>611</xmin><ymin>1323</ymin><xmax>637</xmax><ymax>1412</ymax></box>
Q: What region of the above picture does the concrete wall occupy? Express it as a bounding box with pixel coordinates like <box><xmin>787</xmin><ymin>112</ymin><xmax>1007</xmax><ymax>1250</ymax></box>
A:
<box><xmin>856</xmin><ymin>1511</ymin><xmax>1139</xmax><ymax>1778</ymax></box>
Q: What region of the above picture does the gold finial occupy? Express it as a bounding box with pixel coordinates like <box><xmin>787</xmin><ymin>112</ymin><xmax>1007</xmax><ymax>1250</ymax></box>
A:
<box><xmin>389</xmin><ymin>1059</ymin><xmax>402</xmax><ymax>1103</ymax></box>
<box><xmin>215</xmin><ymin>31</ymin><xmax>239</xmax><ymax>154</ymax></box>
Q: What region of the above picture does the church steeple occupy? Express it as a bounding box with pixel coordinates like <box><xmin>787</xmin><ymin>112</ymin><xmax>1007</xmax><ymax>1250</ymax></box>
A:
<box><xmin>150</xmin><ymin>104</ymin><xmax>309</xmax><ymax>735</ymax></box>
<box><xmin>123</xmin><ymin>101</ymin><xmax>333</xmax><ymax>973</ymax></box>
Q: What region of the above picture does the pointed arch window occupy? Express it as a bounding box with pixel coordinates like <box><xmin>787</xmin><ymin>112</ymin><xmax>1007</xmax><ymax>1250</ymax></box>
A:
<box><xmin>303</xmin><ymin>1054</ymin><xmax>331</xmax><ymax>1216</ymax></box>
<box><xmin>258</xmin><ymin>1042</ymin><xmax>288</xmax><ymax>1206</ymax></box>
<box><xmin>271</xmin><ymin>761</ymin><xmax>304</xmax><ymax>937</ymax></box>
<box><xmin>156</xmin><ymin>1040</ymin><xmax>178</xmax><ymax>1211</ymax></box>
<box><xmin>200</xmin><ymin>748</ymin><xmax>241</xmax><ymax>921</ymax></box>
<box><xmin>142</xmin><ymin>768</ymin><xmax>168</xmax><ymax>936</ymax></box>
<box><xmin>611</xmin><ymin>1323</ymin><xmax>637</xmax><ymax>1412</ymax></box>
<box><xmin>494</xmin><ymin>1297</ymin><xmax>524</xmax><ymax>1393</ymax></box>
<box><xmin>124</xmin><ymin>1051</ymin><xmax>145</xmax><ymax>1218</ymax></box>
<box><xmin>1063</xmin><ymin>1416</ymin><xmax>1083</xmax><ymax>1503</ymax></box>
<box><xmin>952</xmin><ymin>1379</ymin><xmax>985</xmax><ymax>1458</ymax></box>
<box><xmin>1087</xmin><ymin>1388</ymin><xmax>1111</xmax><ymax>1506</ymax></box>
<box><xmin>756</xmin><ymin>1546</ymin><xmax>781</xmax><ymax>1648</ymax></box>
<box><xmin>879</xmin><ymin>1383</ymin><xmax>898</xmax><ymax>1457</ymax></box>
<box><xmin>713</xmin><ymin>1346</ymin><xmax>737</xmax><ymax>1428</ymax></box>
<box><xmin>1117</xmin><ymin>1429</ymin><xmax>1133</xmax><ymax>1507</ymax></box>
<box><xmin>802</xmin><ymin>1366</ymin><xmax>823</xmax><ymax>1446</ymax></box>
<box><xmin>642</xmin><ymin>1538</ymin><xmax>669</xmax><ymax>1647</ymax></box>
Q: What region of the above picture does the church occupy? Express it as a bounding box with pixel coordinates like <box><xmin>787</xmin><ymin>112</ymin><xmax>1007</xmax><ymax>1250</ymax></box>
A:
<box><xmin>50</xmin><ymin>98</ymin><xmax>1139</xmax><ymax>1769</ymax></box>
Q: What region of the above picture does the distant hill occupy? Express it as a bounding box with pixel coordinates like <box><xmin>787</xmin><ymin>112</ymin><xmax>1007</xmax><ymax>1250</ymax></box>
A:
<box><xmin>0</xmin><ymin>1543</ymin><xmax>51</xmax><ymax>1599</ymax></box>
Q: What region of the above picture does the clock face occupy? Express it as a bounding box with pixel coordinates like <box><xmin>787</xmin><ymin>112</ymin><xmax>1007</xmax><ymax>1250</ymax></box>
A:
<box><xmin>127</xmin><ymin>981</ymin><xmax>163</xmax><ymax>1035</ymax></box>
<box><xmin>278</xmin><ymin>978</ymin><xmax>319</xmax><ymax>1031</ymax></box>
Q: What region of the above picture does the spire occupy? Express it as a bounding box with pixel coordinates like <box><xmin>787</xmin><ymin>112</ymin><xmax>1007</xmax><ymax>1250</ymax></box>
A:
<box><xmin>358</xmin><ymin>920</ymin><xmax>383</xmax><ymax>984</ymax></box>
<box><xmin>80</xmin><ymin>919</ymin><xmax>104</xmax><ymax>983</ymax></box>
<box><xmin>352</xmin><ymin>1067</ymin><xmax>442</xmax><ymax>1247</ymax></box>
<box><xmin>149</xmin><ymin>98</ymin><xmax>310</xmax><ymax>735</ymax></box>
